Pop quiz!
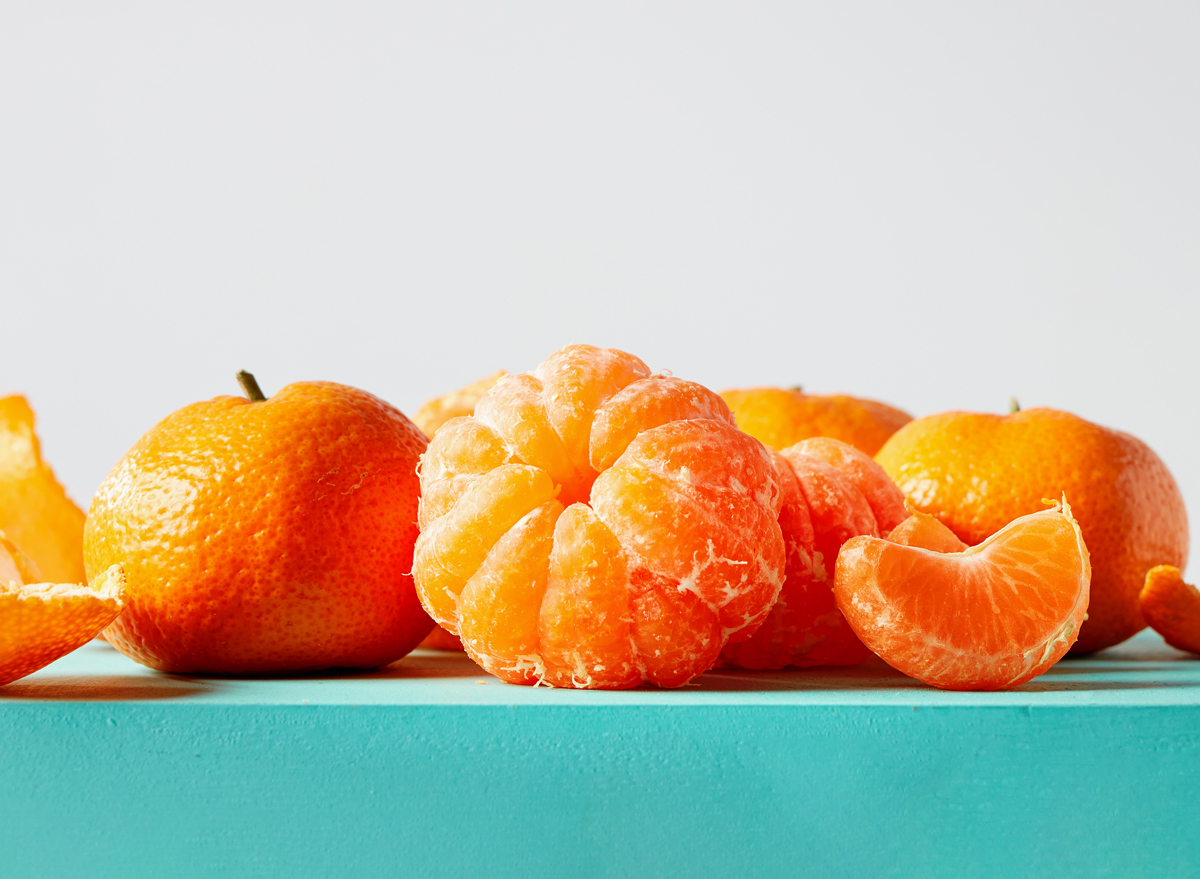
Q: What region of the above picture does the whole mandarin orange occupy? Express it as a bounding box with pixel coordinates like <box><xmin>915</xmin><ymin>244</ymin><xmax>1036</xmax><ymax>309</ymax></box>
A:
<box><xmin>876</xmin><ymin>407</ymin><xmax>1188</xmax><ymax>654</ymax></box>
<box><xmin>720</xmin><ymin>387</ymin><xmax>911</xmax><ymax>455</ymax></box>
<box><xmin>83</xmin><ymin>378</ymin><xmax>433</xmax><ymax>674</ymax></box>
<box><xmin>414</xmin><ymin>344</ymin><xmax>785</xmax><ymax>689</ymax></box>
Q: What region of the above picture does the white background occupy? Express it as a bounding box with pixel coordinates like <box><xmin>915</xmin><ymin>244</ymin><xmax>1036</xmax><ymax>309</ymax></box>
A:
<box><xmin>2</xmin><ymin>3</ymin><xmax>1198</xmax><ymax>555</ymax></box>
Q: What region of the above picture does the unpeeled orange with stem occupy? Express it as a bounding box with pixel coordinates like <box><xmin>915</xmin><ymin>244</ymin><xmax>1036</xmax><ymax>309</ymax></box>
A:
<box><xmin>720</xmin><ymin>437</ymin><xmax>908</xmax><ymax>669</ymax></box>
<box><xmin>1140</xmin><ymin>566</ymin><xmax>1200</xmax><ymax>655</ymax></box>
<box><xmin>84</xmin><ymin>374</ymin><xmax>432</xmax><ymax>674</ymax></box>
<box><xmin>834</xmin><ymin>501</ymin><xmax>1091</xmax><ymax>690</ymax></box>
<box><xmin>1</xmin><ymin>563</ymin><xmax>126</xmax><ymax>686</ymax></box>
<box><xmin>877</xmin><ymin>407</ymin><xmax>1187</xmax><ymax>653</ymax></box>
<box><xmin>413</xmin><ymin>344</ymin><xmax>786</xmax><ymax>689</ymax></box>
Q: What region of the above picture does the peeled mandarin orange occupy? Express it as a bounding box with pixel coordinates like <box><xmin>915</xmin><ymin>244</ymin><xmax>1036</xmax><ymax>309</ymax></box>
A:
<box><xmin>84</xmin><ymin>378</ymin><xmax>432</xmax><ymax>674</ymax></box>
<box><xmin>413</xmin><ymin>370</ymin><xmax>508</xmax><ymax>438</ymax></box>
<box><xmin>1</xmin><ymin>564</ymin><xmax>126</xmax><ymax>686</ymax></box>
<box><xmin>834</xmin><ymin>502</ymin><xmax>1091</xmax><ymax>690</ymax></box>
<box><xmin>413</xmin><ymin>344</ymin><xmax>785</xmax><ymax>689</ymax></box>
<box><xmin>720</xmin><ymin>438</ymin><xmax>907</xmax><ymax>669</ymax></box>
<box><xmin>413</xmin><ymin>372</ymin><xmax>512</xmax><ymax>652</ymax></box>
<box><xmin>1139</xmin><ymin>565</ymin><xmax>1200</xmax><ymax>655</ymax></box>
<box><xmin>0</xmin><ymin>396</ymin><xmax>88</xmax><ymax>584</ymax></box>
<box><xmin>720</xmin><ymin>387</ymin><xmax>912</xmax><ymax>455</ymax></box>
<box><xmin>877</xmin><ymin>408</ymin><xmax>1188</xmax><ymax>653</ymax></box>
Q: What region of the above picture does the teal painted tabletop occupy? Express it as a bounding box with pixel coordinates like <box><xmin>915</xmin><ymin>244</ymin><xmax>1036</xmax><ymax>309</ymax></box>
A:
<box><xmin>3</xmin><ymin>631</ymin><xmax>1198</xmax><ymax>879</ymax></box>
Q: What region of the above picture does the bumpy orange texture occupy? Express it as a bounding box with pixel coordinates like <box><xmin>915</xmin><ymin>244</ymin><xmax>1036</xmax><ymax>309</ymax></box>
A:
<box><xmin>720</xmin><ymin>437</ymin><xmax>907</xmax><ymax>669</ymax></box>
<box><xmin>0</xmin><ymin>396</ymin><xmax>88</xmax><ymax>584</ymax></box>
<box><xmin>876</xmin><ymin>408</ymin><xmax>1188</xmax><ymax>654</ymax></box>
<box><xmin>1139</xmin><ymin>565</ymin><xmax>1200</xmax><ymax>655</ymax></box>
<box><xmin>835</xmin><ymin>504</ymin><xmax>1091</xmax><ymax>690</ymax></box>
<box><xmin>720</xmin><ymin>387</ymin><xmax>912</xmax><ymax>455</ymax></box>
<box><xmin>413</xmin><ymin>344</ymin><xmax>786</xmax><ymax>689</ymax></box>
<box><xmin>1</xmin><ymin>564</ymin><xmax>126</xmax><ymax>686</ymax></box>
<box><xmin>84</xmin><ymin>382</ymin><xmax>432</xmax><ymax>674</ymax></box>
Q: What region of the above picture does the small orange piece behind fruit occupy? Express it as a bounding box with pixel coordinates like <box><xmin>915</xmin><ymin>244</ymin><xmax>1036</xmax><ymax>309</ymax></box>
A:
<box><xmin>1140</xmin><ymin>566</ymin><xmax>1200</xmax><ymax>655</ymax></box>
<box><xmin>84</xmin><ymin>379</ymin><xmax>432</xmax><ymax>674</ymax></box>
<box><xmin>414</xmin><ymin>344</ymin><xmax>786</xmax><ymax>689</ymax></box>
<box><xmin>0</xmin><ymin>396</ymin><xmax>88</xmax><ymax>584</ymax></box>
<box><xmin>1</xmin><ymin>564</ymin><xmax>126</xmax><ymax>686</ymax></box>
<box><xmin>835</xmin><ymin>503</ymin><xmax>1091</xmax><ymax>690</ymax></box>
<box><xmin>877</xmin><ymin>407</ymin><xmax>1188</xmax><ymax>653</ymax></box>
<box><xmin>413</xmin><ymin>371</ymin><xmax>508</xmax><ymax>438</ymax></box>
<box><xmin>887</xmin><ymin>509</ymin><xmax>968</xmax><ymax>553</ymax></box>
<box><xmin>720</xmin><ymin>387</ymin><xmax>912</xmax><ymax>455</ymax></box>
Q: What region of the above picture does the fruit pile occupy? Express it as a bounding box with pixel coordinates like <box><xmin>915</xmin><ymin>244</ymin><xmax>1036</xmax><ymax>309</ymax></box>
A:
<box><xmin>1</xmin><ymin>343</ymin><xmax>1194</xmax><ymax>691</ymax></box>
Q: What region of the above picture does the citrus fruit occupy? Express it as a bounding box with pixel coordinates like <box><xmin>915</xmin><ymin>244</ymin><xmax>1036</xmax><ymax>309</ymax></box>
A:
<box><xmin>413</xmin><ymin>370</ymin><xmax>508</xmax><ymax>438</ymax></box>
<box><xmin>0</xmin><ymin>395</ymin><xmax>88</xmax><ymax>584</ymax></box>
<box><xmin>887</xmin><ymin>509</ymin><xmax>967</xmax><ymax>553</ymax></box>
<box><xmin>1139</xmin><ymin>565</ymin><xmax>1200</xmax><ymax>655</ymax></box>
<box><xmin>834</xmin><ymin>501</ymin><xmax>1091</xmax><ymax>690</ymax></box>
<box><xmin>720</xmin><ymin>387</ymin><xmax>912</xmax><ymax>455</ymax></box>
<box><xmin>83</xmin><ymin>376</ymin><xmax>433</xmax><ymax>674</ymax></box>
<box><xmin>1</xmin><ymin>564</ymin><xmax>126</xmax><ymax>686</ymax></box>
<box><xmin>413</xmin><ymin>372</ymin><xmax>511</xmax><ymax>652</ymax></box>
<box><xmin>719</xmin><ymin>437</ymin><xmax>907</xmax><ymax>669</ymax></box>
<box><xmin>876</xmin><ymin>407</ymin><xmax>1188</xmax><ymax>653</ymax></box>
<box><xmin>413</xmin><ymin>344</ymin><xmax>786</xmax><ymax>689</ymax></box>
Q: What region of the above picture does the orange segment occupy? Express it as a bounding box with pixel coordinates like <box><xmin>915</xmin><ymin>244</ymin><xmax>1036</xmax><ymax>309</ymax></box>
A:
<box><xmin>535</xmin><ymin>345</ymin><xmax>650</xmax><ymax>475</ymax></box>
<box><xmin>629</xmin><ymin>567</ymin><xmax>723</xmax><ymax>688</ymax></box>
<box><xmin>412</xmin><ymin>463</ymin><xmax>558</xmax><ymax>630</ymax></box>
<box><xmin>458</xmin><ymin>501</ymin><xmax>561</xmax><ymax>684</ymax></box>
<box><xmin>1</xmin><ymin>564</ymin><xmax>126</xmax><ymax>686</ymax></box>
<box><xmin>0</xmin><ymin>396</ymin><xmax>87</xmax><ymax>585</ymax></box>
<box><xmin>834</xmin><ymin>503</ymin><xmax>1091</xmax><ymax>690</ymax></box>
<box><xmin>413</xmin><ymin>371</ymin><xmax>508</xmax><ymax>437</ymax></box>
<box><xmin>1139</xmin><ymin>565</ymin><xmax>1200</xmax><ymax>655</ymax></box>
<box><xmin>888</xmin><ymin>510</ymin><xmax>968</xmax><ymax>552</ymax></box>
<box><xmin>589</xmin><ymin>377</ymin><xmax>735</xmax><ymax>472</ymax></box>
<box><xmin>539</xmin><ymin>504</ymin><xmax>638</xmax><ymax>689</ymax></box>
<box><xmin>418</xmin><ymin>418</ymin><xmax>515</xmax><ymax>529</ymax></box>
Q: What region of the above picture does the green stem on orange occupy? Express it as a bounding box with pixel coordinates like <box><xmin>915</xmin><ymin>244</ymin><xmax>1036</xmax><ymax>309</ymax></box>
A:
<box><xmin>237</xmin><ymin>371</ymin><xmax>267</xmax><ymax>402</ymax></box>
<box><xmin>1008</xmin><ymin>397</ymin><xmax>1021</xmax><ymax>414</ymax></box>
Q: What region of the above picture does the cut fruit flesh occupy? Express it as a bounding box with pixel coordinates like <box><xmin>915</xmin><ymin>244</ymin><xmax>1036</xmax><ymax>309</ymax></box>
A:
<box><xmin>1</xmin><ymin>564</ymin><xmax>127</xmax><ymax>686</ymax></box>
<box><xmin>835</xmin><ymin>504</ymin><xmax>1091</xmax><ymax>690</ymax></box>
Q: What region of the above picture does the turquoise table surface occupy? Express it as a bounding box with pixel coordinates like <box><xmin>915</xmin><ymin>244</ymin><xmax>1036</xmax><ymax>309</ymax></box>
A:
<box><xmin>2</xmin><ymin>630</ymin><xmax>1198</xmax><ymax>879</ymax></box>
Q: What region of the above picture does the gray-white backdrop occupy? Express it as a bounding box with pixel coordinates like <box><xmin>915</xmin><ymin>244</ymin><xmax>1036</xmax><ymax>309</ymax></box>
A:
<box><xmin>3</xmin><ymin>3</ymin><xmax>1197</xmax><ymax>558</ymax></box>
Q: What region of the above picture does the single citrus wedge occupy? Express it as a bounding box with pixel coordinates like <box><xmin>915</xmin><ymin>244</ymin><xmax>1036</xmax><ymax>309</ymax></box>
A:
<box><xmin>414</xmin><ymin>344</ymin><xmax>785</xmax><ymax>689</ymax></box>
<box><xmin>1139</xmin><ymin>565</ymin><xmax>1200</xmax><ymax>655</ymax></box>
<box><xmin>1</xmin><ymin>564</ymin><xmax>126</xmax><ymax>686</ymax></box>
<box><xmin>413</xmin><ymin>370</ymin><xmax>508</xmax><ymax>438</ymax></box>
<box><xmin>0</xmin><ymin>396</ymin><xmax>88</xmax><ymax>584</ymax></box>
<box><xmin>834</xmin><ymin>502</ymin><xmax>1091</xmax><ymax>690</ymax></box>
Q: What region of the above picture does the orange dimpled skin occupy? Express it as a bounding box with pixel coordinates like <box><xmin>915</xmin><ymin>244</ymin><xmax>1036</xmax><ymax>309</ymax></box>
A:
<box><xmin>835</xmin><ymin>504</ymin><xmax>1091</xmax><ymax>690</ymax></box>
<box><xmin>83</xmin><ymin>382</ymin><xmax>433</xmax><ymax>674</ymax></box>
<box><xmin>720</xmin><ymin>438</ymin><xmax>907</xmax><ymax>670</ymax></box>
<box><xmin>1140</xmin><ymin>566</ymin><xmax>1200</xmax><ymax>655</ymax></box>
<box><xmin>413</xmin><ymin>344</ymin><xmax>786</xmax><ymax>689</ymax></box>
<box><xmin>720</xmin><ymin>387</ymin><xmax>912</xmax><ymax>456</ymax></box>
<box><xmin>877</xmin><ymin>408</ymin><xmax>1188</xmax><ymax>653</ymax></box>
